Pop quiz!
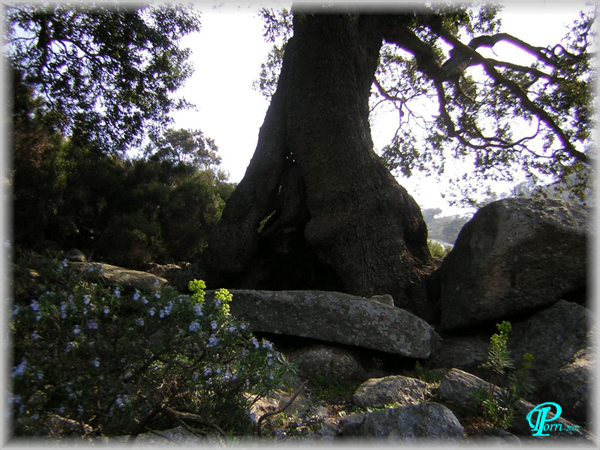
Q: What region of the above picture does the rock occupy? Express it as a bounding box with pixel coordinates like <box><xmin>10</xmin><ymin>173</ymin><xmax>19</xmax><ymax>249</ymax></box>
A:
<box><xmin>439</xmin><ymin>198</ymin><xmax>590</xmax><ymax>330</ymax></box>
<box><xmin>287</xmin><ymin>345</ymin><xmax>372</xmax><ymax>381</ymax></box>
<box><xmin>352</xmin><ymin>375</ymin><xmax>431</xmax><ymax>409</ymax></box>
<box><xmin>547</xmin><ymin>348</ymin><xmax>595</xmax><ymax>422</ymax></box>
<box><xmin>68</xmin><ymin>262</ymin><xmax>167</xmax><ymax>293</ymax></box>
<box><xmin>369</xmin><ymin>294</ymin><xmax>394</xmax><ymax>307</ymax></box>
<box><xmin>429</xmin><ymin>334</ymin><xmax>490</xmax><ymax>376</ymax></box>
<box><xmin>508</xmin><ymin>300</ymin><xmax>594</xmax><ymax>393</ymax></box>
<box><xmin>338</xmin><ymin>403</ymin><xmax>464</xmax><ymax>441</ymax></box>
<box><xmin>64</xmin><ymin>248</ymin><xmax>87</xmax><ymax>262</ymax></box>
<box><xmin>465</xmin><ymin>425</ymin><xmax>521</xmax><ymax>446</ymax></box>
<box><xmin>438</xmin><ymin>368</ymin><xmax>590</xmax><ymax>439</ymax></box>
<box><xmin>209</xmin><ymin>290</ymin><xmax>441</xmax><ymax>359</ymax></box>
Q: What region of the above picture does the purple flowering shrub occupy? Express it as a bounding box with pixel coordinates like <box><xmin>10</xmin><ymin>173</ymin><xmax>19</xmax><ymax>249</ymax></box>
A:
<box><xmin>9</xmin><ymin>253</ymin><xmax>292</xmax><ymax>437</ymax></box>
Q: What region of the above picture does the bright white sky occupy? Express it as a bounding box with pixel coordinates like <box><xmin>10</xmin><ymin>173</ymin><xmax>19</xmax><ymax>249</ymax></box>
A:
<box><xmin>171</xmin><ymin>1</ymin><xmax>590</xmax><ymax>217</ymax></box>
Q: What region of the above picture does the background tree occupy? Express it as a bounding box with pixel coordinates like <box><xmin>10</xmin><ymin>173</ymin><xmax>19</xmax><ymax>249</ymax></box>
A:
<box><xmin>5</xmin><ymin>3</ymin><xmax>201</xmax><ymax>152</ymax></box>
<box><xmin>208</xmin><ymin>4</ymin><xmax>595</xmax><ymax>322</ymax></box>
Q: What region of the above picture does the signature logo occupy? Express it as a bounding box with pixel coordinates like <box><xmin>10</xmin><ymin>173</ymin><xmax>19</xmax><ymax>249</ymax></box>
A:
<box><xmin>527</xmin><ymin>402</ymin><xmax>563</xmax><ymax>436</ymax></box>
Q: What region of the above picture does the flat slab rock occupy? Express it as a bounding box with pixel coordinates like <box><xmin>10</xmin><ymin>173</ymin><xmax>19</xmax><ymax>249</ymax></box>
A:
<box><xmin>208</xmin><ymin>290</ymin><xmax>440</xmax><ymax>359</ymax></box>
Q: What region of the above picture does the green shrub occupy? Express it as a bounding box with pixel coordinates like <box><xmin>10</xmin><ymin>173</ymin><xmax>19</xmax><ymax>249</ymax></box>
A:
<box><xmin>427</xmin><ymin>239</ymin><xmax>452</xmax><ymax>259</ymax></box>
<box><xmin>473</xmin><ymin>321</ymin><xmax>535</xmax><ymax>429</ymax></box>
<box><xmin>9</xmin><ymin>252</ymin><xmax>291</xmax><ymax>438</ymax></box>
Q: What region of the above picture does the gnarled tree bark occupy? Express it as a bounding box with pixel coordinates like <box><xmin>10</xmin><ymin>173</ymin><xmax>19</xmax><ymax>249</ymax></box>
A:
<box><xmin>207</xmin><ymin>11</ymin><xmax>437</xmax><ymax>321</ymax></box>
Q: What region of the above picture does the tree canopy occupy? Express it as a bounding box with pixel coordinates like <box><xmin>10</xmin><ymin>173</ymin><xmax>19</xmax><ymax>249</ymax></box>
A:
<box><xmin>5</xmin><ymin>3</ymin><xmax>201</xmax><ymax>152</ymax></box>
<box><xmin>255</xmin><ymin>4</ymin><xmax>596</xmax><ymax>206</ymax></box>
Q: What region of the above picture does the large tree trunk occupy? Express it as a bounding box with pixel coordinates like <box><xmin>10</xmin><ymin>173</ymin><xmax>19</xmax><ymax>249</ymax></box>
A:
<box><xmin>207</xmin><ymin>10</ymin><xmax>437</xmax><ymax>322</ymax></box>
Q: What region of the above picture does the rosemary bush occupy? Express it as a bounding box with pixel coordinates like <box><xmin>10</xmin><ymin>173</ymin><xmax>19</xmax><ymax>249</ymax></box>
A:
<box><xmin>9</xmin><ymin>252</ymin><xmax>291</xmax><ymax>438</ymax></box>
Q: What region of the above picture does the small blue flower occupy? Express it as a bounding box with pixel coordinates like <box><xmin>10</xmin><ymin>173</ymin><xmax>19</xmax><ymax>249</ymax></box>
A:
<box><xmin>30</xmin><ymin>300</ymin><xmax>40</xmax><ymax>312</ymax></box>
<box><xmin>193</xmin><ymin>304</ymin><xmax>203</xmax><ymax>317</ymax></box>
<box><xmin>12</xmin><ymin>359</ymin><xmax>26</xmax><ymax>377</ymax></box>
<box><xmin>251</xmin><ymin>337</ymin><xmax>260</xmax><ymax>349</ymax></box>
<box><xmin>73</xmin><ymin>325</ymin><xmax>81</xmax><ymax>335</ymax></box>
<box><xmin>61</xmin><ymin>311</ymin><xmax>67</xmax><ymax>319</ymax></box>
<box><xmin>204</xmin><ymin>368</ymin><xmax>212</xmax><ymax>377</ymax></box>
<box><xmin>154</xmin><ymin>291</ymin><xmax>161</xmax><ymax>299</ymax></box>
<box><xmin>31</xmin><ymin>331</ymin><xmax>39</xmax><ymax>340</ymax></box>
<box><xmin>60</xmin><ymin>302</ymin><xmax>67</xmax><ymax>311</ymax></box>
<box><xmin>208</xmin><ymin>335</ymin><xmax>219</xmax><ymax>348</ymax></box>
<box><xmin>12</xmin><ymin>305</ymin><xmax>18</xmax><ymax>316</ymax></box>
<box><xmin>61</xmin><ymin>259</ymin><xmax>68</xmax><ymax>269</ymax></box>
<box><xmin>83</xmin><ymin>295</ymin><xmax>91</xmax><ymax>305</ymax></box>
<box><xmin>103</xmin><ymin>306</ymin><xmax>110</xmax><ymax>315</ymax></box>
<box><xmin>142</xmin><ymin>296</ymin><xmax>149</xmax><ymax>305</ymax></box>
<box><xmin>214</xmin><ymin>298</ymin><xmax>221</xmax><ymax>307</ymax></box>
<box><xmin>93</xmin><ymin>358</ymin><xmax>100</xmax><ymax>368</ymax></box>
<box><xmin>65</xmin><ymin>343</ymin><xmax>74</xmax><ymax>353</ymax></box>
<box><xmin>116</xmin><ymin>395</ymin><xmax>124</xmax><ymax>409</ymax></box>
<box><xmin>113</xmin><ymin>288</ymin><xmax>120</xmax><ymax>298</ymax></box>
<box><xmin>37</xmin><ymin>372</ymin><xmax>43</xmax><ymax>380</ymax></box>
<box><xmin>210</xmin><ymin>320</ymin><xmax>217</xmax><ymax>330</ymax></box>
<box><xmin>88</xmin><ymin>320</ymin><xmax>98</xmax><ymax>330</ymax></box>
<box><xmin>240</xmin><ymin>323</ymin><xmax>247</xmax><ymax>331</ymax></box>
<box><xmin>133</xmin><ymin>290</ymin><xmax>140</xmax><ymax>301</ymax></box>
<box><xmin>148</xmin><ymin>307</ymin><xmax>156</xmax><ymax>317</ymax></box>
<box><xmin>262</xmin><ymin>341</ymin><xmax>273</xmax><ymax>350</ymax></box>
<box><xmin>135</xmin><ymin>318</ymin><xmax>145</xmax><ymax>327</ymax></box>
<box><xmin>189</xmin><ymin>321</ymin><xmax>200</xmax><ymax>332</ymax></box>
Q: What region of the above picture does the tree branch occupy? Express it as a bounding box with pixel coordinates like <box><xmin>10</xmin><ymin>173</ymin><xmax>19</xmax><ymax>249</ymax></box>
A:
<box><xmin>425</xmin><ymin>18</ymin><xmax>593</xmax><ymax>166</ymax></box>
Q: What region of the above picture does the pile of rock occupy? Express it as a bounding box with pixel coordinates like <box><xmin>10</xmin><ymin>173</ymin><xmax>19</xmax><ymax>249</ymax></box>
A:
<box><xmin>63</xmin><ymin>197</ymin><xmax>595</xmax><ymax>443</ymax></box>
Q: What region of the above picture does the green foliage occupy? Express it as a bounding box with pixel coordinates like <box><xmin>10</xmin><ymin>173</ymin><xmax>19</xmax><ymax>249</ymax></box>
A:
<box><xmin>427</xmin><ymin>239</ymin><xmax>452</xmax><ymax>259</ymax></box>
<box><xmin>307</xmin><ymin>375</ymin><xmax>361</xmax><ymax>405</ymax></box>
<box><xmin>10</xmin><ymin>76</ymin><xmax>233</xmax><ymax>266</ymax></box>
<box><xmin>10</xmin><ymin>253</ymin><xmax>291</xmax><ymax>437</ymax></box>
<box><xmin>252</xmin><ymin>8</ymin><xmax>293</xmax><ymax>99</ymax></box>
<box><xmin>480</xmin><ymin>321</ymin><xmax>514</xmax><ymax>376</ymax></box>
<box><xmin>474</xmin><ymin>321</ymin><xmax>536</xmax><ymax>430</ymax></box>
<box><xmin>6</xmin><ymin>3</ymin><xmax>201</xmax><ymax>152</ymax></box>
<box><xmin>257</xmin><ymin>5</ymin><xmax>596</xmax><ymax>206</ymax></box>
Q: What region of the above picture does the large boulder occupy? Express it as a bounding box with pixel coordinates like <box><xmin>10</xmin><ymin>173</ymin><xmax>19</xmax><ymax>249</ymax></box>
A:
<box><xmin>508</xmin><ymin>300</ymin><xmax>594</xmax><ymax>394</ymax></box>
<box><xmin>352</xmin><ymin>375</ymin><xmax>431</xmax><ymax>409</ymax></box>
<box><xmin>438</xmin><ymin>368</ymin><xmax>590</xmax><ymax>439</ymax></box>
<box><xmin>287</xmin><ymin>345</ymin><xmax>375</xmax><ymax>382</ymax></box>
<box><xmin>547</xmin><ymin>348</ymin><xmax>595</xmax><ymax>423</ymax></box>
<box><xmin>439</xmin><ymin>198</ymin><xmax>590</xmax><ymax>330</ymax></box>
<box><xmin>210</xmin><ymin>290</ymin><xmax>440</xmax><ymax>359</ymax></box>
<box><xmin>338</xmin><ymin>403</ymin><xmax>464</xmax><ymax>441</ymax></box>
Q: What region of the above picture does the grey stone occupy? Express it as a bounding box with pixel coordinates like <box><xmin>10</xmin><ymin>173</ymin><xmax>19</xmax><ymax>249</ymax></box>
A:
<box><xmin>338</xmin><ymin>403</ymin><xmax>464</xmax><ymax>441</ymax></box>
<box><xmin>212</xmin><ymin>290</ymin><xmax>441</xmax><ymax>358</ymax></box>
<box><xmin>352</xmin><ymin>375</ymin><xmax>431</xmax><ymax>409</ymax></box>
<box><xmin>369</xmin><ymin>294</ymin><xmax>394</xmax><ymax>307</ymax></box>
<box><xmin>438</xmin><ymin>368</ymin><xmax>590</xmax><ymax>438</ymax></box>
<box><xmin>439</xmin><ymin>198</ymin><xmax>590</xmax><ymax>330</ymax></box>
<box><xmin>508</xmin><ymin>300</ymin><xmax>594</xmax><ymax>391</ymax></box>
<box><xmin>547</xmin><ymin>348</ymin><xmax>595</xmax><ymax>422</ymax></box>
<box><xmin>429</xmin><ymin>334</ymin><xmax>490</xmax><ymax>375</ymax></box>
<box><xmin>287</xmin><ymin>345</ymin><xmax>371</xmax><ymax>381</ymax></box>
<box><xmin>65</xmin><ymin>248</ymin><xmax>87</xmax><ymax>262</ymax></box>
<box><xmin>68</xmin><ymin>262</ymin><xmax>168</xmax><ymax>293</ymax></box>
